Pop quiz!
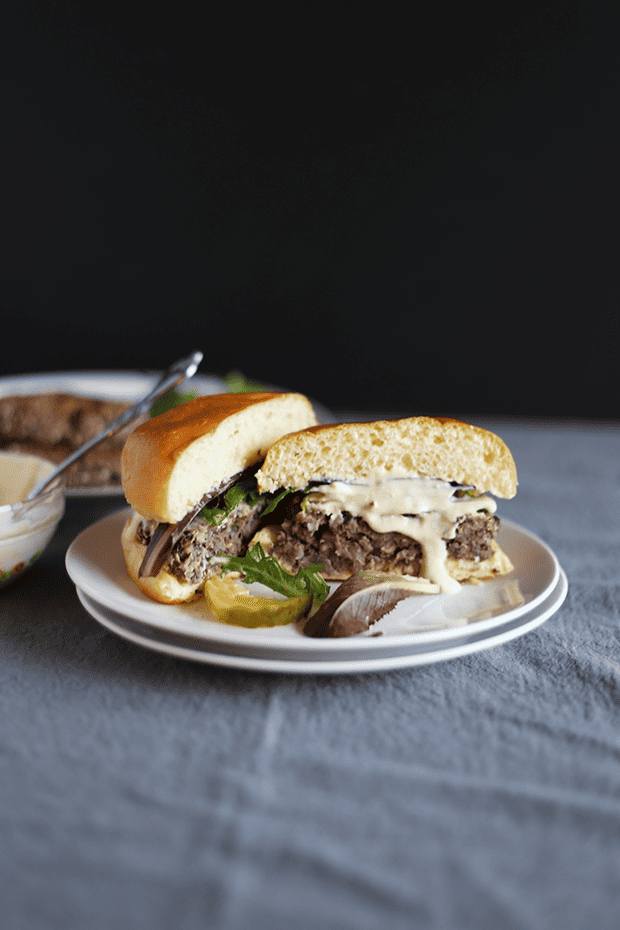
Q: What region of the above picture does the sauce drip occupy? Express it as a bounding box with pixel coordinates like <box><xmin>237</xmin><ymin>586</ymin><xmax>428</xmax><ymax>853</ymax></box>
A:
<box><xmin>306</xmin><ymin>476</ymin><xmax>497</xmax><ymax>593</ymax></box>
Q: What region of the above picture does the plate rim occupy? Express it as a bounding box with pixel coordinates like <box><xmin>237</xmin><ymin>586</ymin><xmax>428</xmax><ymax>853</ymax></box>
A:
<box><xmin>75</xmin><ymin>570</ymin><xmax>568</xmax><ymax>673</ymax></box>
<box><xmin>0</xmin><ymin>369</ymin><xmax>226</xmax><ymax>395</ymax></box>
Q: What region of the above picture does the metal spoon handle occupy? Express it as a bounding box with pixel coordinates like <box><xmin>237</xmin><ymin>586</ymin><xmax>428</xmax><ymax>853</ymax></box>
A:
<box><xmin>25</xmin><ymin>349</ymin><xmax>203</xmax><ymax>500</ymax></box>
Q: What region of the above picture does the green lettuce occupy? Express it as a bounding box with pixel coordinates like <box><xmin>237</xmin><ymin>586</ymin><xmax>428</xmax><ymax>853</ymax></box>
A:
<box><xmin>221</xmin><ymin>542</ymin><xmax>329</xmax><ymax>605</ymax></box>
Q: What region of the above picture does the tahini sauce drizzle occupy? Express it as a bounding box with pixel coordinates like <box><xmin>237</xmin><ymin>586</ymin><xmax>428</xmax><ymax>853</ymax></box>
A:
<box><xmin>306</xmin><ymin>476</ymin><xmax>497</xmax><ymax>593</ymax></box>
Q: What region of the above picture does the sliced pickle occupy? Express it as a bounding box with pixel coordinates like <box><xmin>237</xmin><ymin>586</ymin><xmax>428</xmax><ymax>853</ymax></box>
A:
<box><xmin>203</xmin><ymin>575</ymin><xmax>310</xmax><ymax>628</ymax></box>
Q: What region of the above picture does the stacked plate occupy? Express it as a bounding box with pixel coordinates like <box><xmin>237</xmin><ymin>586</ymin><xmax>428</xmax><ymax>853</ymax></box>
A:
<box><xmin>1</xmin><ymin>369</ymin><xmax>567</xmax><ymax>671</ymax></box>
<box><xmin>66</xmin><ymin>511</ymin><xmax>568</xmax><ymax>674</ymax></box>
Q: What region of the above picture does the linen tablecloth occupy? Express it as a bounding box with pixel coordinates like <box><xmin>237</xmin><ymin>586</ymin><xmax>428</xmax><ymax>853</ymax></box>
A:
<box><xmin>0</xmin><ymin>417</ymin><xmax>618</xmax><ymax>930</ymax></box>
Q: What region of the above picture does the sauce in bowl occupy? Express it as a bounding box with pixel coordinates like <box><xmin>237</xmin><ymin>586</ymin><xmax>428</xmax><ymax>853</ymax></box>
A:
<box><xmin>0</xmin><ymin>452</ymin><xmax>65</xmax><ymax>587</ymax></box>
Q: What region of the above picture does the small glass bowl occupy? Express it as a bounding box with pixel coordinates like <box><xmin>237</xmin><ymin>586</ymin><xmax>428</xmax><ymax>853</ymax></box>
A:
<box><xmin>0</xmin><ymin>452</ymin><xmax>65</xmax><ymax>589</ymax></box>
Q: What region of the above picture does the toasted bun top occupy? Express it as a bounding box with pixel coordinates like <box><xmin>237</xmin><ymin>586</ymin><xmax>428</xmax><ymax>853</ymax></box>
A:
<box><xmin>256</xmin><ymin>416</ymin><xmax>517</xmax><ymax>499</ymax></box>
<box><xmin>121</xmin><ymin>392</ymin><xmax>318</xmax><ymax>523</ymax></box>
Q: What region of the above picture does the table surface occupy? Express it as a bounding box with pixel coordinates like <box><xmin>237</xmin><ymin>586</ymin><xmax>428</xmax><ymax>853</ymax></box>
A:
<box><xmin>1</xmin><ymin>416</ymin><xmax>618</xmax><ymax>930</ymax></box>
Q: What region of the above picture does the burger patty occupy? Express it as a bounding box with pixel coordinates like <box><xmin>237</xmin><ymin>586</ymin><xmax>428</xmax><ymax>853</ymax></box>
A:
<box><xmin>269</xmin><ymin>507</ymin><xmax>500</xmax><ymax>578</ymax></box>
<box><xmin>136</xmin><ymin>499</ymin><xmax>266</xmax><ymax>585</ymax></box>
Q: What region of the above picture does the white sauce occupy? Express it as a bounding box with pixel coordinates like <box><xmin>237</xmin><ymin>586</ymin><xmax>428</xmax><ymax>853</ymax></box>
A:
<box><xmin>305</xmin><ymin>476</ymin><xmax>497</xmax><ymax>593</ymax></box>
<box><xmin>0</xmin><ymin>454</ymin><xmax>64</xmax><ymax>577</ymax></box>
<box><xmin>0</xmin><ymin>453</ymin><xmax>50</xmax><ymax>506</ymax></box>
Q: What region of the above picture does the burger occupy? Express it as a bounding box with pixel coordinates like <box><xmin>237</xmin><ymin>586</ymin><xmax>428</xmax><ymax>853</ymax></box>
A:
<box><xmin>120</xmin><ymin>392</ymin><xmax>318</xmax><ymax>603</ymax></box>
<box><xmin>250</xmin><ymin>416</ymin><xmax>518</xmax><ymax>594</ymax></box>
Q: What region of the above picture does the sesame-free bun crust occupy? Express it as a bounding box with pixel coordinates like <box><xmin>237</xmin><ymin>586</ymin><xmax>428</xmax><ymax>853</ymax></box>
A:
<box><xmin>121</xmin><ymin>392</ymin><xmax>318</xmax><ymax>524</ymax></box>
<box><xmin>256</xmin><ymin>416</ymin><xmax>517</xmax><ymax>499</ymax></box>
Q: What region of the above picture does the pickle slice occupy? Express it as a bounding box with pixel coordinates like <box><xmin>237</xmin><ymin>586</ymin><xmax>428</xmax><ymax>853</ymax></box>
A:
<box><xmin>203</xmin><ymin>575</ymin><xmax>310</xmax><ymax>628</ymax></box>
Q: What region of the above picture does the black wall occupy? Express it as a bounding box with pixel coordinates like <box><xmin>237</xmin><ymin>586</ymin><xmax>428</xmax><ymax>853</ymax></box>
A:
<box><xmin>4</xmin><ymin>1</ymin><xmax>619</xmax><ymax>416</ymax></box>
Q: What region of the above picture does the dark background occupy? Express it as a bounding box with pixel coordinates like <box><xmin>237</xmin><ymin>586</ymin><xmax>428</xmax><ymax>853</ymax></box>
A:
<box><xmin>3</xmin><ymin>1</ymin><xmax>619</xmax><ymax>417</ymax></box>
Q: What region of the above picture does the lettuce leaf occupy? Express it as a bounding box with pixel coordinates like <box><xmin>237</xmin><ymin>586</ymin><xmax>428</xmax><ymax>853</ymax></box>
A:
<box><xmin>221</xmin><ymin>542</ymin><xmax>329</xmax><ymax>605</ymax></box>
<box><xmin>250</xmin><ymin>486</ymin><xmax>296</xmax><ymax>517</ymax></box>
<box><xmin>199</xmin><ymin>485</ymin><xmax>246</xmax><ymax>526</ymax></box>
<box><xmin>223</xmin><ymin>370</ymin><xmax>267</xmax><ymax>393</ymax></box>
<box><xmin>199</xmin><ymin>485</ymin><xmax>296</xmax><ymax>526</ymax></box>
<box><xmin>150</xmin><ymin>388</ymin><xmax>198</xmax><ymax>417</ymax></box>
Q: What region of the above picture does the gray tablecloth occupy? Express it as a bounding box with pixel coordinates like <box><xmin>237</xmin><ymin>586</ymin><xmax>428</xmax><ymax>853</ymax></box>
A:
<box><xmin>1</xmin><ymin>418</ymin><xmax>618</xmax><ymax>930</ymax></box>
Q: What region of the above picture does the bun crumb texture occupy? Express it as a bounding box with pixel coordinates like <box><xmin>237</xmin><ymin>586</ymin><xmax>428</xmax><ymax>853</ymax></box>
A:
<box><xmin>257</xmin><ymin>416</ymin><xmax>517</xmax><ymax>499</ymax></box>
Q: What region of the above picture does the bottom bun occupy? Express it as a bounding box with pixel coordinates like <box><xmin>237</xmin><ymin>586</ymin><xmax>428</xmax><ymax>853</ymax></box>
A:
<box><xmin>445</xmin><ymin>539</ymin><xmax>514</xmax><ymax>585</ymax></box>
<box><xmin>121</xmin><ymin>512</ymin><xmax>203</xmax><ymax>604</ymax></box>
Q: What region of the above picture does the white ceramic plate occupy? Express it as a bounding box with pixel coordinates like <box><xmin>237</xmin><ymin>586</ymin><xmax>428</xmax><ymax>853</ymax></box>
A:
<box><xmin>0</xmin><ymin>371</ymin><xmax>334</xmax><ymax>496</ymax></box>
<box><xmin>0</xmin><ymin>370</ymin><xmax>227</xmax><ymax>404</ymax></box>
<box><xmin>66</xmin><ymin>510</ymin><xmax>568</xmax><ymax>673</ymax></box>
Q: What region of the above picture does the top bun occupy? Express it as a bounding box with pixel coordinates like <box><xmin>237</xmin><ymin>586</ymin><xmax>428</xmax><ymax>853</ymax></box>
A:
<box><xmin>256</xmin><ymin>416</ymin><xmax>517</xmax><ymax>499</ymax></box>
<box><xmin>121</xmin><ymin>392</ymin><xmax>318</xmax><ymax>523</ymax></box>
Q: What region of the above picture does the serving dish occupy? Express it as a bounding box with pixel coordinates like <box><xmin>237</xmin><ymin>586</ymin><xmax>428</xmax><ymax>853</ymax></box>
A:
<box><xmin>66</xmin><ymin>510</ymin><xmax>568</xmax><ymax>673</ymax></box>
<box><xmin>0</xmin><ymin>371</ymin><xmax>226</xmax><ymax>496</ymax></box>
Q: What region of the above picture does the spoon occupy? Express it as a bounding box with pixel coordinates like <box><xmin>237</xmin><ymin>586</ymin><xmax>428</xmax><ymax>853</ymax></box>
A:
<box><xmin>25</xmin><ymin>349</ymin><xmax>204</xmax><ymax>500</ymax></box>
